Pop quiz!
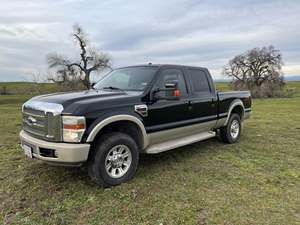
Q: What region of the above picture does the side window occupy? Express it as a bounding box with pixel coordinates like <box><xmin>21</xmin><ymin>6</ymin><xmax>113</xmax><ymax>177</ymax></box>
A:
<box><xmin>188</xmin><ymin>69</ymin><xmax>211</xmax><ymax>95</ymax></box>
<box><xmin>155</xmin><ymin>69</ymin><xmax>188</xmax><ymax>97</ymax></box>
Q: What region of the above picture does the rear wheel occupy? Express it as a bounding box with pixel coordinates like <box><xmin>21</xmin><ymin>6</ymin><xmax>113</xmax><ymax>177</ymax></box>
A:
<box><xmin>88</xmin><ymin>132</ymin><xmax>139</xmax><ymax>187</ymax></box>
<box><xmin>220</xmin><ymin>113</ymin><xmax>241</xmax><ymax>144</ymax></box>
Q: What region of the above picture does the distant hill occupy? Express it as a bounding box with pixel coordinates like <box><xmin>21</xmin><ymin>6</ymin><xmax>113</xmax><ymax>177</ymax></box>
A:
<box><xmin>213</xmin><ymin>79</ymin><xmax>230</xmax><ymax>83</ymax></box>
<box><xmin>0</xmin><ymin>80</ymin><xmax>299</xmax><ymax>95</ymax></box>
<box><xmin>0</xmin><ymin>82</ymin><xmax>60</xmax><ymax>95</ymax></box>
<box><xmin>213</xmin><ymin>76</ymin><xmax>300</xmax><ymax>82</ymax></box>
<box><xmin>285</xmin><ymin>76</ymin><xmax>300</xmax><ymax>81</ymax></box>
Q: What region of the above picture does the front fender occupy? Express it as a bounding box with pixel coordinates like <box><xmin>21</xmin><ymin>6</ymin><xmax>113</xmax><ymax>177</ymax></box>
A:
<box><xmin>85</xmin><ymin>114</ymin><xmax>149</xmax><ymax>148</ymax></box>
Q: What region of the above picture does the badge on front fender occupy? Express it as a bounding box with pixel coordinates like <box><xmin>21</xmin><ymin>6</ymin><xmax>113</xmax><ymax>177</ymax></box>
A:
<box><xmin>134</xmin><ymin>105</ymin><xmax>148</xmax><ymax>117</ymax></box>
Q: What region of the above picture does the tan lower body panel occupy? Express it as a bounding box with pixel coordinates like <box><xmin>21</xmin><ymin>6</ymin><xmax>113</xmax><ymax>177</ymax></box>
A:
<box><xmin>147</xmin><ymin>120</ymin><xmax>217</xmax><ymax>145</ymax></box>
<box><xmin>145</xmin><ymin>120</ymin><xmax>217</xmax><ymax>154</ymax></box>
<box><xmin>145</xmin><ymin>131</ymin><xmax>216</xmax><ymax>154</ymax></box>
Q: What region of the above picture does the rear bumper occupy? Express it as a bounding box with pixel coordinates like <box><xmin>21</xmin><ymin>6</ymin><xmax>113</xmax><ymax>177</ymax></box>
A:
<box><xmin>19</xmin><ymin>130</ymin><xmax>90</xmax><ymax>166</ymax></box>
<box><xmin>244</xmin><ymin>109</ymin><xmax>251</xmax><ymax>120</ymax></box>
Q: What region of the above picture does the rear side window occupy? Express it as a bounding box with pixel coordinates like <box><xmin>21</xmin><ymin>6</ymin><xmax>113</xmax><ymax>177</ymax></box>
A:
<box><xmin>188</xmin><ymin>69</ymin><xmax>211</xmax><ymax>94</ymax></box>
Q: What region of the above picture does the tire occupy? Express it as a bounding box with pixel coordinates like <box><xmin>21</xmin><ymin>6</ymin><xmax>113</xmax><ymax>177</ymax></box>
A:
<box><xmin>220</xmin><ymin>113</ymin><xmax>241</xmax><ymax>144</ymax></box>
<box><xmin>88</xmin><ymin>132</ymin><xmax>139</xmax><ymax>187</ymax></box>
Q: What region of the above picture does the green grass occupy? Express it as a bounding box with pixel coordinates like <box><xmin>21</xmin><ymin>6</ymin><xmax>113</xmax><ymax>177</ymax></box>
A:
<box><xmin>285</xmin><ymin>81</ymin><xmax>300</xmax><ymax>97</ymax></box>
<box><xmin>0</xmin><ymin>82</ymin><xmax>300</xmax><ymax>225</ymax></box>
<box><xmin>0</xmin><ymin>82</ymin><xmax>61</xmax><ymax>95</ymax></box>
<box><xmin>215</xmin><ymin>82</ymin><xmax>232</xmax><ymax>91</ymax></box>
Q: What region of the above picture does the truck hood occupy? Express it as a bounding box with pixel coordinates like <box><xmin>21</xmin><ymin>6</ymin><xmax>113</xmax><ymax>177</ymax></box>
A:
<box><xmin>32</xmin><ymin>90</ymin><xmax>127</xmax><ymax>105</ymax></box>
<box><xmin>27</xmin><ymin>90</ymin><xmax>142</xmax><ymax>114</ymax></box>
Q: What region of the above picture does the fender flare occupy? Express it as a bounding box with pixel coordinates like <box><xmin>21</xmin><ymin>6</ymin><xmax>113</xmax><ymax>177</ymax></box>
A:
<box><xmin>86</xmin><ymin>115</ymin><xmax>149</xmax><ymax>148</ymax></box>
<box><xmin>224</xmin><ymin>99</ymin><xmax>245</xmax><ymax>125</ymax></box>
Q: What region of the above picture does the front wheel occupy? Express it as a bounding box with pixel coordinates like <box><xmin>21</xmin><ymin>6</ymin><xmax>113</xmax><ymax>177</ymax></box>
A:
<box><xmin>220</xmin><ymin>113</ymin><xmax>241</xmax><ymax>144</ymax></box>
<box><xmin>88</xmin><ymin>132</ymin><xmax>139</xmax><ymax>187</ymax></box>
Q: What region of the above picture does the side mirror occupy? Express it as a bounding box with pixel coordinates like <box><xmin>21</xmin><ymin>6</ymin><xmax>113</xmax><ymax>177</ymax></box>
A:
<box><xmin>90</xmin><ymin>82</ymin><xmax>96</xmax><ymax>89</ymax></box>
<box><xmin>164</xmin><ymin>80</ymin><xmax>178</xmax><ymax>89</ymax></box>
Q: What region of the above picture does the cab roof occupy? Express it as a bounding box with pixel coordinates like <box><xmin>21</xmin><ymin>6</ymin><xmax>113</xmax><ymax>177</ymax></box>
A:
<box><xmin>119</xmin><ymin>64</ymin><xmax>207</xmax><ymax>70</ymax></box>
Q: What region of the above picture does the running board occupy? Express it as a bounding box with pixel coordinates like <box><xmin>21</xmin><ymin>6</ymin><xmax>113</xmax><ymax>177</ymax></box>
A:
<box><xmin>145</xmin><ymin>131</ymin><xmax>216</xmax><ymax>154</ymax></box>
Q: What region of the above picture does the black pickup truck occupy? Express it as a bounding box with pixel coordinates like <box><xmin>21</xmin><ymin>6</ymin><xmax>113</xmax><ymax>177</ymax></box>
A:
<box><xmin>20</xmin><ymin>64</ymin><xmax>251</xmax><ymax>187</ymax></box>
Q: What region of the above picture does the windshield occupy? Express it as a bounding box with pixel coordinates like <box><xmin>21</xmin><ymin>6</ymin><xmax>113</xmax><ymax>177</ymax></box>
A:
<box><xmin>94</xmin><ymin>66</ymin><xmax>158</xmax><ymax>91</ymax></box>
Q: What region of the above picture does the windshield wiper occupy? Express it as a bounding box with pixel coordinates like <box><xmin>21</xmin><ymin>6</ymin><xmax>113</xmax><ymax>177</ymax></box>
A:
<box><xmin>102</xmin><ymin>86</ymin><xmax>125</xmax><ymax>91</ymax></box>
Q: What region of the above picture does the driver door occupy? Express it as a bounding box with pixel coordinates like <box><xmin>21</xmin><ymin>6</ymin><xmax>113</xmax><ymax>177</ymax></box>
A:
<box><xmin>144</xmin><ymin>67</ymin><xmax>190</xmax><ymax>134</ymax></box>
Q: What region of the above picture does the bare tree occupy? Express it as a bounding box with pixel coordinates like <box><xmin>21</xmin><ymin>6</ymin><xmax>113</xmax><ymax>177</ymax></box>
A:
<box><xmin>47</xmin><ymin>25</ymin><xmax>111</xmax><ymax>89</ymax></box>
<box><xmin>223</xmin><ymin>46</ymin><xmax>285</xmax><ymax>97</ymax></box>
<box><xmin>47</xmin><ymin>67</ymin><xmax>84</xmax><ymax>91</ymax></box>
<box><xmin>47</xmin><ymin>67</ymin><xmax>78</xmax><ymax>84</ymax></box>
<box><xmin>31</xmin><ymin>71</ymin><xmax>46</xmax><ymax>83</ymax></box>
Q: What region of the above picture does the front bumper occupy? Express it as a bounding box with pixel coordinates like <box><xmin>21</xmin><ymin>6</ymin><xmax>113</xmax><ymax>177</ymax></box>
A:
<box><xmin>20</xmin><ymin>130</ymin><xmax>90</xmax><ymax>166</ymax></box>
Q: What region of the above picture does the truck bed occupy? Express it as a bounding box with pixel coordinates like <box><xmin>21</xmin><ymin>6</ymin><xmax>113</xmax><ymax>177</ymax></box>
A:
<box><xmin>217</xmin><ymin>90</ymin><xmax>252</xmax><ymax>116</ymax></box>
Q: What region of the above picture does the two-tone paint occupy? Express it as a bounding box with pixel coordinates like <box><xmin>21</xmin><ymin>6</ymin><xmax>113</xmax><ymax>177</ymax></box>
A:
<box><xmin>20</xmin><ymin>64</ymin><xmax>252</xmax><ymax>164</ymax></box>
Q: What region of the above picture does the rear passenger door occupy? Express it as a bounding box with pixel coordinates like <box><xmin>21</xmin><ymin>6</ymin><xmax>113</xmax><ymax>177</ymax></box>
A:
<box><xmin>186</xmin><ymin>68</ymin><xmax>218</xmax><ymax>127</ymax></box>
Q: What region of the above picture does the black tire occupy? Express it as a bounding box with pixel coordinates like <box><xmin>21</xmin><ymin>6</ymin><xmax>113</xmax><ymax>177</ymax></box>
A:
<box><xmin>220</xmin><ymin>113</ymin><xmax>241</xmax><ymax>144</ymax></box>
<box><xmin>88</xmin><ymin>132</ymin><xmax>139</xmax><ymax>187</ymax></box>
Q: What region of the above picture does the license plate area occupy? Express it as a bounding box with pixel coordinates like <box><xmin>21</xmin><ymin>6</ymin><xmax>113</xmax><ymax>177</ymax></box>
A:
<box><xmin>22</xmin><ymin>143</ymin><xmax>33</xmax><ymax>159</ymax></box>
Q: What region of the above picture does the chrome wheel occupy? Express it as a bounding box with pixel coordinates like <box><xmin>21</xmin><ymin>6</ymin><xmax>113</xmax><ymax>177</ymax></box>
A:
<box><xmin>230</xmin><ymin>119</ymin><xmax>240</xmax><ymax>139</ymax></box>
<box><xmin>105</xmin><ymin>145</ymin><xmax>132</xmax><ymax>178</ymax></box>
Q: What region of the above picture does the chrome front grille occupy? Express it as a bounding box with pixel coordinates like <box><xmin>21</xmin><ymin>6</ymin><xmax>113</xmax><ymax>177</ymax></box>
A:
<box><xmin>23</xmin><ymin>108</ymin><xmax>48</xmax><ymax>138</ymax></box>
<box><xmin>22</xmin><ymin>100</ymin><xmax>64</xmax><ymax>142</ymax></box>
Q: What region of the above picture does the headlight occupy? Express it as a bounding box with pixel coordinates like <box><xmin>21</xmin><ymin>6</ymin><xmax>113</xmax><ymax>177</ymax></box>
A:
<box><xmin>62</xmin><ymin>116</ymin><xmax>86</xmax><ymax>142</ymax></box>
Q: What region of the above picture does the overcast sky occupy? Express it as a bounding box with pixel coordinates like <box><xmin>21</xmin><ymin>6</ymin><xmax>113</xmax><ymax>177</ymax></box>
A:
<box><xmin>0</xmin><ymin>0</ymin><xmax>300</xmax><ymax>81</ymax></box>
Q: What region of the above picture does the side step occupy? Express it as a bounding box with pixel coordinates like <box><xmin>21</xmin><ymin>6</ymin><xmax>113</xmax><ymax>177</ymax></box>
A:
<box><xmin>145</xmin><ymin>131</ymin><xmax>216</xmax><ymax>154</ymax></box>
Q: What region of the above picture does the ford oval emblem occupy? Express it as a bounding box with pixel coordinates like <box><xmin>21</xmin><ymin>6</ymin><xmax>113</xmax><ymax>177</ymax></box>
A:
<box><xmin>27</xmin><ymin>116</ymin><xmax>37</xmax><ymax>125</ymax></box>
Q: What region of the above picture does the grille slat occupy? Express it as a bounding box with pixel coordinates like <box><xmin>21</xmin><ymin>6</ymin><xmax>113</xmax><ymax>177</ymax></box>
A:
<box><xmin>23</xmin><ymin>125</ymin><xmax>46</xmax><ymax>137</ymax></box>
<box><xmin>23</xmin><ymin>111</ymin><xmax>45</xmax><ymax>118</ymax></box>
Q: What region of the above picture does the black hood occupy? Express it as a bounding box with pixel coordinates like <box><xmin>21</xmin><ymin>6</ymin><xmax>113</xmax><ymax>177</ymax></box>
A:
<box><xmin>31</xmin><ymin>90</ymin><xmax>142</xmax><ymax>113</ymax></box>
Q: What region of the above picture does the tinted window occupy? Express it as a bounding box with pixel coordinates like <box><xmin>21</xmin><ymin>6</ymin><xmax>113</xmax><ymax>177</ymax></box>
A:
<box><xmin>188</xmin><ymin>69</ymin><xmax>211</xmax><ymax>94</ymax></box>
<box><xmin>155</xmin><ymin>69</ymin><xmax>188</xmax><ymax>97</ymax></box>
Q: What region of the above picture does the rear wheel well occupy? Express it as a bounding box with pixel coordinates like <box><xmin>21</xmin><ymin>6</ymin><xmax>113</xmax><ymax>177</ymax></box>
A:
<box><xmin>90</xmin><ymin>120</ymin><xmax>144</xmax><ymax>152</ymax></box>
<box><xmin>231</xmin><ymin>105</ymin><xmax>244</xmax><ymax>120</ymax></box>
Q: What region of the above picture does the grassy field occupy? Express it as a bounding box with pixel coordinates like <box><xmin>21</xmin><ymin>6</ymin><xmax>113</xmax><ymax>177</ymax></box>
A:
<box><xmin>0</xmin><ymin>82</ymin><xmax>62</xmax><ymax>95</ymax></box>
<box><xmin>0</xmin><ymin>82</ymin><xmax>300</xmax><ymax>225</ymax></box>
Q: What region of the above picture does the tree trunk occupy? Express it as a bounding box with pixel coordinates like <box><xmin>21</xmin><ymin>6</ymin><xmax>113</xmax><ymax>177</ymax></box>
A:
<box><xmin>83</xmin><ymin>71</ymin><xmax>91</xmax><ymax>89</ymax></box>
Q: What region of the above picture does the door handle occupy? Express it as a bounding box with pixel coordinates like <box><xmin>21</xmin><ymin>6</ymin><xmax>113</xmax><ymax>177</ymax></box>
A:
<box><xmin>187</xmin><ymin>100</ymin><xmax>193</xmax><ymax>110</ymax></box>
<box><xmin>211</xmin><ymin>98</ymin><xmax>216</xmax><ymax>107</ymax></box>
<box><xmin>184</xmin><ymin>100</ymin><xmax>192</xmax><ymax>104</ymax></box>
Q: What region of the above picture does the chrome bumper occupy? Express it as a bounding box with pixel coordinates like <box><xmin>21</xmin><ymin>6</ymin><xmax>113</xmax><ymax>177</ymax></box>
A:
<box><xmin>20</xmin><ymin>130</ymin><xmax>90</xmax><ymax>166</ymax></box>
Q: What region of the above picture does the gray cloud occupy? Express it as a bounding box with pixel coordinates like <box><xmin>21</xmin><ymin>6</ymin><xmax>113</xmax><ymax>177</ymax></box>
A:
<box><xmin>0</xmin><ymin>0</ymin><xmax>300</xmax><ymax>81</ymax></box>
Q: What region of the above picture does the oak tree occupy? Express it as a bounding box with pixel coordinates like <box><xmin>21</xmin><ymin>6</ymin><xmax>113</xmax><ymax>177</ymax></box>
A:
<box><xmin>223</xmin><ymin>46</ymin><xmax>285</xmax><ymax>97</ymax></box>
<box><xmin>47</xmin><ymin>25</ymin><xmax>111</xmax><ymax>89</ymax></box>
